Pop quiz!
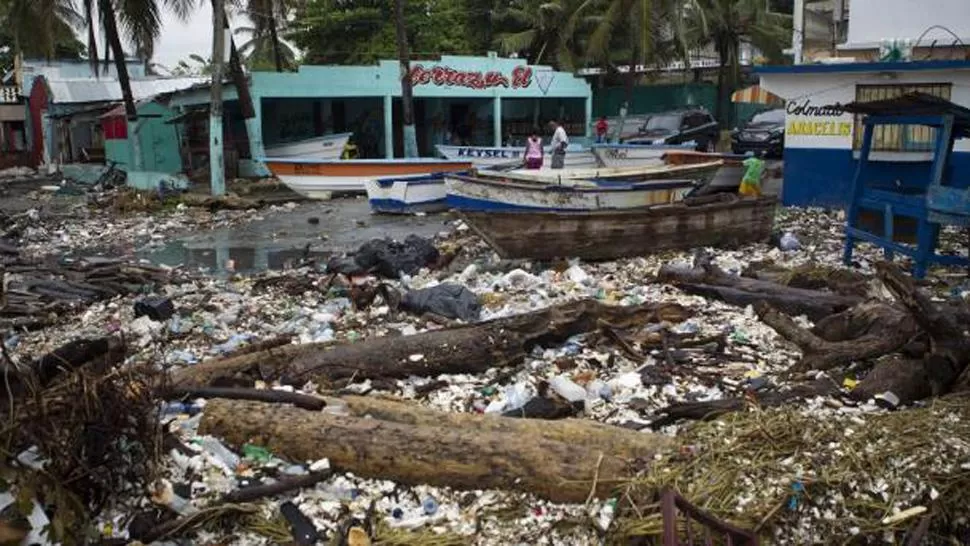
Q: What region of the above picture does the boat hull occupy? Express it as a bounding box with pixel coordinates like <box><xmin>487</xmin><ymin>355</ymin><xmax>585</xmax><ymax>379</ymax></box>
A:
<box><xmin>445</xmin><ymin>174</ymin><xmax>694</xmax><ymax>212</ymax></box>
<box><xmin>264</xmin><ymin>158</ymin><xmax>473</xmax><ymax>197</ymax></box>
<box><xmin>476</xmin><ymin>161</ymin><xmax>723</xmax><ymax>186</ymax></box>
<box><xmin>436</xmin><ymin>144</ymin><xmax>599</xmax><ymax>169</ymax></box>
<box><xmin>662</xmin><ymin>151</ymin><xmax>747</xmax><ymax>195</ymax></box>
<box><xmin>365</xmin><ymin>174</ymin><xmax>450</xmax><ymax>214</ymax></box>
<box><xmin>264</xmin><ymin>133</ymin><xmax>353</xmax><ymax>160</ymax></box>
<box><xmin>459</xmin><ymin>195</ymin><xmax>778</xmax><ymax>260</ymax></box>
<box><xmin>592</xmin><ymin>143</ymin><xmax>695</xmax><ymax>168</ymax></box>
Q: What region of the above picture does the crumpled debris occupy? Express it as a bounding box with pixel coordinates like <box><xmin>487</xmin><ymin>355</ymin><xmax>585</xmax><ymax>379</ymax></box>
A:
<box><xmin>353</xmin><ymin>235</ymin><xmax>439</xmax><ymax>279</ymax></box>
<box><xmin>400</xmin><ymin>283</ymin><xmax>481</xmax><ymax>321</ymax></box>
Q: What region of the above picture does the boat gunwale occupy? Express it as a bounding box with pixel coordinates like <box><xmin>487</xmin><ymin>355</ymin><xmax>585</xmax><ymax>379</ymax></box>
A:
<box><xmin>260</xmin><ymin>157</ymin><xmax>474</xmax><ymax>166</ymax></box>
<box><xmin>457</xmin><ymin>194</ymin><xmax>778</xmax><ymax>218</ymax></box>
<box><xmin>263</xmin><ymin>132</ymin><xmax>354</xmax><ymax>149</ymax></box>
<box><xmin>446</xmin><ymin>173</ymin><xmax>697</xmax><ymax>193</ymax></box>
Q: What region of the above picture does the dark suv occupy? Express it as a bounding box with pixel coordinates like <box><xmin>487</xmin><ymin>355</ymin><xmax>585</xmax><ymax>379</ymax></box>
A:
<box><xmin>623</xmin><ymin>109</ymin><xmax>720</xmax><ymax>152</ymax></box>
<box><xmin>731</xmin><ymin>108</ymin><xmax>785</xmax><ymax>157</ymax></box>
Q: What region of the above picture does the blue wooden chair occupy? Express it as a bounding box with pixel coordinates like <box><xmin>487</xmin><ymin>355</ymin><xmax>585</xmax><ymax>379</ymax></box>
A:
<box><xmin>843</xmin><ymin>112</ymin><xmax>970</xmax><ymax>278</ymax></box>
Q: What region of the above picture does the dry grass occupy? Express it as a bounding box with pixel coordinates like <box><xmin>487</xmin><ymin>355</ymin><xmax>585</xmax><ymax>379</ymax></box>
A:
<box><xmin>610</xmin><ymin>394</ymin><xmax>970</xmax><ymax>544</ymax></box>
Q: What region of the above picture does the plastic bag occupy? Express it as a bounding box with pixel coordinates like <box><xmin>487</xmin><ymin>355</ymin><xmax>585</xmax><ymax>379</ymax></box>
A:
<box><xmin>401</xmin><ymin>283</ymin><xmax>481</xmax><ymax>321</ymax></box>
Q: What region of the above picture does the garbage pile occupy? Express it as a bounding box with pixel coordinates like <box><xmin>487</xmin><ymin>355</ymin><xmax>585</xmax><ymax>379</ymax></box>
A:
<box><xmin>2</xmin><ymin>203</ymin><xmax>970</xmax><ymax>545</ymax></box>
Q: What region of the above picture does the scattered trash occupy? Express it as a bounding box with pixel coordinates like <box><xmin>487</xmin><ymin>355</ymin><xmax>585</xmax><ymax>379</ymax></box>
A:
<box><xmin>280</xmin><ymin>501</ymin><xmax>321</xmax><ymax>545</ymax></box>
<box><xmin>875</xmin><ymin>391</ymin><xmax>901</xmax><ymax>410</ymax></box>
<box><xmin>134</xmin><ymin>297</ymin><xmax>175</xmax><ymax>322</ymax></box>
<box><xmin>779</xmin><ymin>232</ymin><xmax>801</xmax><ymax>251</ymax></box>
<box><xmin>422</xmin><ymin>496</ymin><xmax>439</xmax><ymax>516</ymax></box>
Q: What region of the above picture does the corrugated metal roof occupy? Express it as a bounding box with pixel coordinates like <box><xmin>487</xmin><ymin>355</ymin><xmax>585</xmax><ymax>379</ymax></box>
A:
<box><xmin>45</xmin><ymin>77</ymin><xmax>208</xmax><ymax>104</ymax></box>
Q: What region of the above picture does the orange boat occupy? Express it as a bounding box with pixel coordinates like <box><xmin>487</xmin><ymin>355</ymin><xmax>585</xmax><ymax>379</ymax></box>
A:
<box><xmin>262</xmin><ymin>158</ymin><xmax>473</xmax><ymax>199</ymax></box>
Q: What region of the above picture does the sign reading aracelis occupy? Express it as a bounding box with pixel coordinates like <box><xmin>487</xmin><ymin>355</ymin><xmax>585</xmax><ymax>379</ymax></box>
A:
<box><xmin>410</xmin><ymin>65</ymin><xmax>534</xmax><ymax>90</ymax></box>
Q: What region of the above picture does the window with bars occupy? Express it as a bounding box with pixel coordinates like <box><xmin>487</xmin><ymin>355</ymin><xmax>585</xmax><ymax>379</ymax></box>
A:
<box><xmin>852</xmin><ymin>83</ymin><xmax>952</xmax><ymax>152</ymax></box>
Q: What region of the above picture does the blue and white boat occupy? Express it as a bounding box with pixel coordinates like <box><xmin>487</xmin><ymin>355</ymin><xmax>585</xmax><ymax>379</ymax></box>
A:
<box><xmin>435</xmin><ymin>144</ymin><xmax>598</xmax><ymax>169</ymax></box>
<box><xmin>444</xmin><ymin>173</ymin><xmax>695</xmax><ymax>212</ymax></box>
<box><xmin>365</xmin><ymin>173</ymin><xmax>461</xmax><ymax>214</ymax></box>
<box><xmin>591</xmin><ymin>142</ymin><xmax>696</xmax><ymax>168</ymax></box>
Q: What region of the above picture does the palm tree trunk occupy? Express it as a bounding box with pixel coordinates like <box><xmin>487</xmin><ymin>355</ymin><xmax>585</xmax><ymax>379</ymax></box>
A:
<box><xmin>101</xmin><ymin>0</ymin><xmax>143</xmax><ymax>173</ymax></box>
<box><xmin>394</xmin><ymin>0</ymin><xmax>418</xmax><ymax>158</ymax></box>
<box><xmin>269</xmin><ymin>16</ymin><xmax>284</xmax><ymax>72</ymax></box>
<box><xmin>210</xmin><ymin>0</ymin><xmax>226</xmax><ymax>195</ymax></box>
<box><xmin>219</xmin><ymin>3</ymin><xmax>265</xmax><ymax>176</ymax></box>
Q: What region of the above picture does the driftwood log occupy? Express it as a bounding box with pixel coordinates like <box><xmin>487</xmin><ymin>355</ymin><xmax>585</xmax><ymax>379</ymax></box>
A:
<box><xmin>657</xmin><ymin>260</ymin><xmax>861</xmax><ymax>321</ymax></box>
<box><xmin>173</xmin><ymin>299</ymin><xmax>690</xmax><ymax>388</ymax></box>
<box><xmin>200</xmin><ymin>398</ymin><xmax>672</xmax><ymax>503</ymax></box>
<box><xmin>752</xmin><ymin>263</ymin><xmax>970</xmax><ymax>406</ymax></box>
<box><xmin>754</xmin><ymin>301</ymin><xmax>918</xmax><ymax>371</ymax></box>
<box><xmin>0</xmin><ymin>336</ymin><xmax>126</xmax><ymax>398</ymax></box>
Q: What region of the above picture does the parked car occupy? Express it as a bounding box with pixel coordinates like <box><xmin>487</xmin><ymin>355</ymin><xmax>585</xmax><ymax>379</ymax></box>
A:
<box><xmin>731</xmin><ymin>108</ymin><xmax>786</xmax><ymax>158</ymax></box>
<box><xmin>623</xmin><ymin>109</ymin><xmax>720</xmax><ymax>152</ymax></box>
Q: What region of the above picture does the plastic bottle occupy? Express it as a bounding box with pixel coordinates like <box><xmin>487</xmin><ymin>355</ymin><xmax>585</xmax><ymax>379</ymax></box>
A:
<box><xmin>779</xmin><ymin>232</ymin><xmax>801</xmax><ymax>251</ymax></box>
<box><xmin>198</xmin><ymin>436</ymin><xmax>241</xmax><ymax>472</ymax></box>
<box><xmin>422</xmin><ymin>496</ymin><xmax>439</xmax><ymax>516</ymax></box>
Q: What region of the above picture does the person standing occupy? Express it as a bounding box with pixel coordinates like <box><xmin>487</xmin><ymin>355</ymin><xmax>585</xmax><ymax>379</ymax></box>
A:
<box><xmin>525</xmin><ymin>131</ymin><xmax>544</xmax><ymax>169</ymax></box>
<box><xmin>595</xmin><ymin>116</ymin><xmax>609</xmax><ymax>143</ymax></box>
<box><xmin>739</xmin><ymin>151</ymin><xmax>765</xmax><ymax>197</ymax></box>
<box><xmin>549</xmin><ymin>120</ymin><xmax>568</xmax><ymax>169</ymax></box>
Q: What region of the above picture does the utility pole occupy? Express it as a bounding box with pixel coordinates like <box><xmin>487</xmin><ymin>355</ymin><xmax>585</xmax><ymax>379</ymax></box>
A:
<box><xmin>394</xmin><ymin>0</ymin><xmax>418</xmax><ymax>158</ymax></box>
<box><xmin>209</xmin><ymin>0</ymin><xmax>227</xmax><ymax>196</ymax></box>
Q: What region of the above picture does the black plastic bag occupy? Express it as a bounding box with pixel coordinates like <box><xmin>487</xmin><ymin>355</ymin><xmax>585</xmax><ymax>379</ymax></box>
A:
<box><xmin>354</xmin><ymin>235</ymin><xmax>439</xmax><ymax>279</ymax></box>
<box><xmin>401</xmin><ymin>283</ymin><xmax>481</xmax><ymax>321</ymax></box>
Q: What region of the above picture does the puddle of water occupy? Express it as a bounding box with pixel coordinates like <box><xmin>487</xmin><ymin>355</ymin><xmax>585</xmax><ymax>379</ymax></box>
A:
<box><xmin>136</xmin><ymin>198</ymin><xmax>453</xmax><ymax>274</ymax></box>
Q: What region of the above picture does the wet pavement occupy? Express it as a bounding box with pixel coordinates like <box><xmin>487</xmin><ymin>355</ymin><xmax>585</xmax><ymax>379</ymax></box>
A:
<box><xmin>135</xmin><ymin>197</ymin><xmax>453</xmax><ymax>273</ymax></box>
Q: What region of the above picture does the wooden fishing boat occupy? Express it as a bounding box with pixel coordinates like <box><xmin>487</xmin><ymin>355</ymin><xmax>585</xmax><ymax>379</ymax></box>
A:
<box><xmin>591</xmin><ymin>142</ymin><xmax>696</xmax><ymax>168</ymax></box>
<box><xmin>445</xmin><ymin>173</ymin><xmax>695</xmax><ymax>212</ymax></box>
<box><xmin>264</xmin><ymin>133</ymin><xmax>353</xmax><ymax>160</ymax></box>
<box><xmin>662</xmin><ymin>150</ymin><xmax>747</xmax><ymax>196</ymax></box>
<box><xmin>475</xmin><ymin>160</ymin><xmax>723</xmax><ymax>186</ymax></box>
<box><xmin>458</xmin><ymin>194</ymin><xmax>777</xmax><ymax>260</ymax></box>
<box><xmin>262</xmin><ymin>158</ymin><xmax>473</xmax><ymax>198</ymax></box>
<box><xmin>365</xmin><ymin>173</ymin><xmax>460</xmax><ymax>214</ymax></box>
<box><xmin>435</xmin><ymin>144</ymin><xmax>598</xmax><ymax>169</ymax></box>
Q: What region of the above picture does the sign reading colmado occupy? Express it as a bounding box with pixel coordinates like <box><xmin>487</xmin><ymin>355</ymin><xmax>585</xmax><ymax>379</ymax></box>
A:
<box><xmin>785</xmin><ymin>99</ymin><xmax>853</xmax><ymax>137</ymax></box>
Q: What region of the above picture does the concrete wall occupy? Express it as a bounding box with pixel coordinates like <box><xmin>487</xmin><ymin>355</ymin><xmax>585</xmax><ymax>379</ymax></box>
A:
<box><xmin>759</xmin><ymin>63</ymin><xmax>970</xmax><ymax>207</ymax></box>
<box><xmin>846</xmin><ymin>0</ymin><xmax>970</xmax><ymax>46</ymax></box>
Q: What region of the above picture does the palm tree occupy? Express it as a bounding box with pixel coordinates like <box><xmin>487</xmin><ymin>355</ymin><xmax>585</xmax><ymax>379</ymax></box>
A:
<box><xmin>210</xmin><ymin>0</ymin><xmax>226</xmax><ymax>195</ymax></box>
<box><xmin>684</xmin><ymin>0</ymin><xmax>790</xmax><ymax>125</ymax></box>
<box><xmin>394</xmin><ymin>0</ymin><xmax>417</xmax><ymax>157</ymax></box>
<box><xmin>234</xmin><ymin>22</ymin><xmax>297</xmax><ymax>71</ymax></box>
<box><xmin>493</xmin><ymin>0</ymin><xmax>592</xmax><ymax>71</ymax></box>
<box><xmin>236</xmin><ymin>0</ymin><xmax>294</xmax><ymax>72</ymax></box>
<box><xmin>82</xmin><ymin>0</ymin><xmax>197</xmax><ymax>172</ymax></box>
<box><xmin>0</xmin><ymin>0</ymin><xmax>83</xmax><ymax>60</ymax></box>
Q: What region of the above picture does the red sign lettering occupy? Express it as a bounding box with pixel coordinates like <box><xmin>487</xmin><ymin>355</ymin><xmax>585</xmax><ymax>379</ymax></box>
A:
<box><xmin>410</xmin><ymin>65</ymin><xmax>534</xmax><ymax>90</ymax></box>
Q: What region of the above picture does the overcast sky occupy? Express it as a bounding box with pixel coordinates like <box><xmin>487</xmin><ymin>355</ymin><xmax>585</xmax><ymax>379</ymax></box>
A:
<box><xmin>153</xmin><ymin>3</ymin><xmax>245</xmax><ymax>71</ymax></box>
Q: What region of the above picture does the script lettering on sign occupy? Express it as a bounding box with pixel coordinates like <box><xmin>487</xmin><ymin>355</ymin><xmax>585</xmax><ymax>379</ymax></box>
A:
<box><xmin>411</xmin><ymin>65</ymin><xmax>533</xmax><ymax>90</ymax></box>
<box><xmin>785</xmin><ymin>99</ymin><xmax>852</xmax><ymax>138</ymax></box>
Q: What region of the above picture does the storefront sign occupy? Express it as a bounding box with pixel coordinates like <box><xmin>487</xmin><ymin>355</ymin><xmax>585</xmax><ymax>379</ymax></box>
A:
<box><xmin>785</xmin><ymin>99</ymin><xmax>852</xmax><ymax>137</ymax></box>
<box><xmin>411</xmin><ymin>65</ymin><xmax>533</xmax><ymax>90</ymax></box>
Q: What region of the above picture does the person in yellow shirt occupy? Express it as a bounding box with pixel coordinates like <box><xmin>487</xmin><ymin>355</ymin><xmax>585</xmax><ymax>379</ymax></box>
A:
<box><xmin>739</xmin><ymin>151</ymin><xmax>765</xmax><ymax>197</ymax></box>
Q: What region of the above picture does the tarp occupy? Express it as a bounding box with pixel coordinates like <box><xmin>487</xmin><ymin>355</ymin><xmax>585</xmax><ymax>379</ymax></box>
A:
<box><xmin>731</xmin><ymin>85</ymin><xmax>783</xmax><ymax>105</ymax></box>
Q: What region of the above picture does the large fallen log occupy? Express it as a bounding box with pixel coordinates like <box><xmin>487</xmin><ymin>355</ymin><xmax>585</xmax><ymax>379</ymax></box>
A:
<box><xmin>755</xmin><ymin>300</ymin><xmax>918</xmax><ymax>371</ymax></box>
<box><xmin>333</xmin><ymin>395</ymin><xmax>665</xmax><ymax>456</ymax></box>
<box><xmin>200</xmin><ymin>399</ymin><xmax>671</xmax><ymax>503</ymax></box>
<box><xmin>173</xmin><ymin>299</ymin><xmax>689</xmax><ymax>388</ymax></box>
<box><xmin>0</xmin><ymin>336</ymin><xmax>126</xmax><ymax>398</ymax></box>
<box><xmin>657</xmin><ymin>262</ymin><xmax>860</xmax><ymax>321</ymax></box>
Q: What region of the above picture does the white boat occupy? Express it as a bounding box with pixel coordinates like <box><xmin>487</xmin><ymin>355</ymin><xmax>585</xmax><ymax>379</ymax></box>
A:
<box><xmin>365</xmin><ymin>173</ymin><xmax>457</xmax><ymax>214</ymax></box>
<box><xmin>475</xmin><ymin>160</ymin><xmax>723</xmax><ymax>186</ymax></box>
<box><xmin>262</xmin><ymin>158</ymin><xmax>474</xmax><ymax>199</ymax></box>
<box><xmin>435</xmin><ymin>144</ymin><xmax>598</xmax><ymax>169</ymax></box>
<box><xmin>264</xmin><ymin>133</ymin><xmax>353</xmax><ymax>160</ymax></box>
<box><xmin>445</xmin><ymin>173</ymin><xmax>695</xmax><ymax>212</ymax></box>
<box><xmin>591</xmin><ymin>142</ymin><xmax>696</xmax><ymax>168</ymax></box>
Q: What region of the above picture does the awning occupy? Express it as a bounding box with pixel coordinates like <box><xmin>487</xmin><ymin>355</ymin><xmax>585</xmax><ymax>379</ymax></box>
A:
<box><xmin>731</xmin><ymin>85</ymin><xmax>783</xmax><ymax>105</ymax></box>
